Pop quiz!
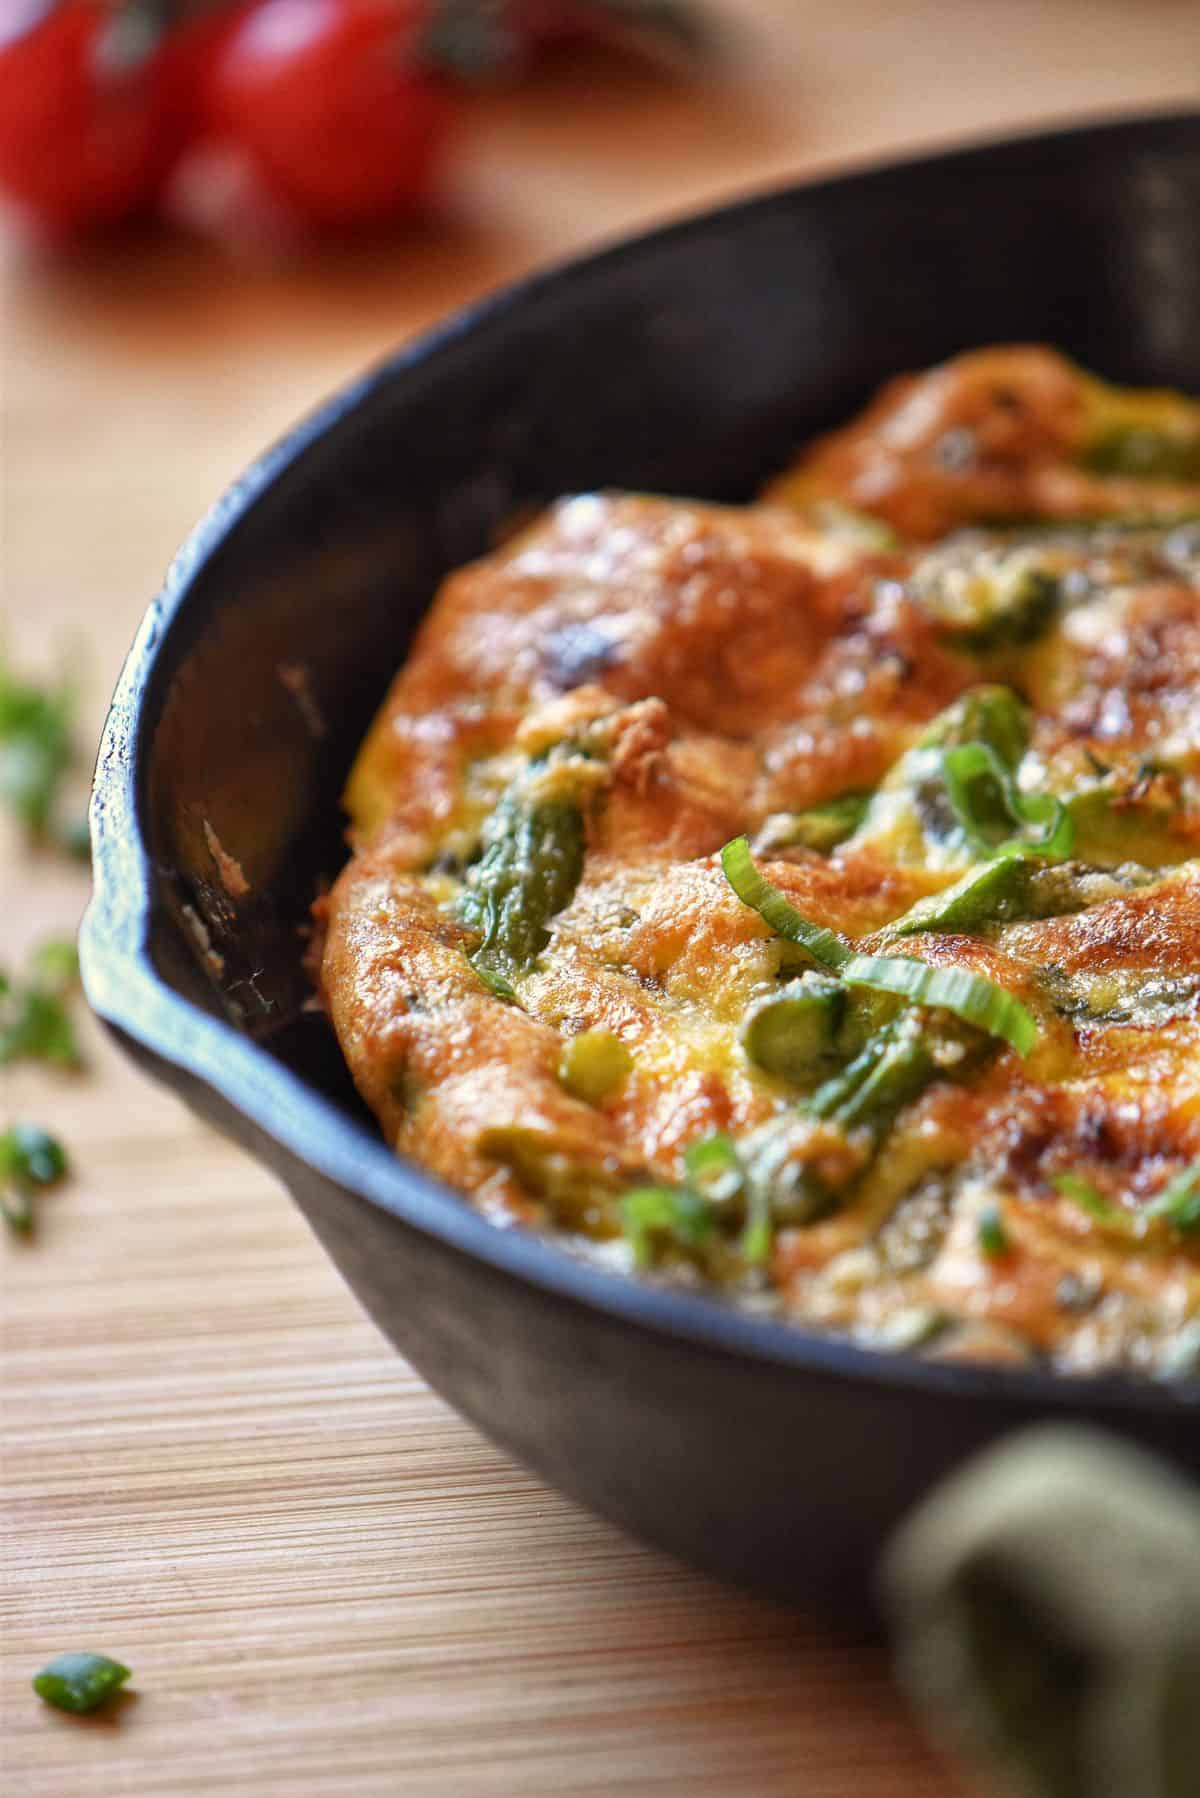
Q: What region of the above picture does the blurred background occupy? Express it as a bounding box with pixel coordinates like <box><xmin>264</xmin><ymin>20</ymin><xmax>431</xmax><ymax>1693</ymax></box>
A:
<box><xmin>3</xmin><ymin>3</ymin><xmax>1199</xmax><ymax>1794</ymax></box>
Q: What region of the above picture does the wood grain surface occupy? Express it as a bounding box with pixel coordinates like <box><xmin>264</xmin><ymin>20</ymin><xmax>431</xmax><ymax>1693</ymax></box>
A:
<box><xmin>3</xmin><ymin>4</ymin><xmax>1197</xmax><ymax>1792</ymax></box>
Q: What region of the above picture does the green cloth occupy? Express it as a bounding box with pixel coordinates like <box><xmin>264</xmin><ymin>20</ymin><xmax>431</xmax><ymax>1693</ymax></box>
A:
<box><xmin>880</xmin><ymin>1427</ymin><xmax>1200</xmax><ymax>1798</ymax></box>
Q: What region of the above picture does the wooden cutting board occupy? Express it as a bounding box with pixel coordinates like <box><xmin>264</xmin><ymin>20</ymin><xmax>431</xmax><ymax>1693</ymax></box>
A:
<box><xmin>3</xmin><ymin>5</ymin><xmax>1195</xmax><ymax>1791</ymax></box>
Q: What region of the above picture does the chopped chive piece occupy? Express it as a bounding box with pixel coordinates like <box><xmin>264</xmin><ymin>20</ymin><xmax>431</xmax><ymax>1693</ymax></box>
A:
<box><xmin>977</xmin><ymin>1203</ymin><xmax>1010</xmax><ymax>1259</ymax></box>
<box><xmin>922</xmin><ymin>685</ymin><xmax>1031</xmax><ymax>772</ymax></box>
<box><xmin>841</xmin><ymin>954</ymin><xmax>1038</xmax><ymax>1057</ymax></box>
<box><xmin>33</xmin><ymin>1652</ymin><xmax>131</xmax><ymax>1715</ymax></box>
<box><xmin>683</xmin><ymin>1133</ymin><xmax>744</xmax><ymax>1202</ymax></box>
<box><xmin>740</xmin><ymin>1185</ymin><xmax>774</xmax><ymax>1265</ymax></box>
<box><xmin>720</xmin><ymin>836</ymin><xmax>849</xmax><ymax>970</ymax></box>
<box><xmin>874</xmin><ymin>1306</ymin><xmax>953</xmax><ymax>1352</ymax></box>
<box><xmin>472</xmin><ymin>962</ymin><xmax>517</xmax><ymax>1000</ymax></box>
<box><xmin>557</xmin><ymin>1030</ymin><xmax>632</xmax><ymax>1104</ymax></box>
<box><xmin>1051</xmin><ymin>1173</ymin><xmax>1132</xmax><ymax>1228</ymax></box>
<box><xmin>620</xmin><ymin>1185</ymin><xmax>713</xmax><ymax>1269</ymax></box>
<box><xmin>684</xmin><ymin>1134</ymin><xmax>772</xmax><ymax>1262</ymax></box>
<box><xmin>1146</xmin><ymin>1162</ymin><xmax>1200</xmax><ymax>1234</ymax></box>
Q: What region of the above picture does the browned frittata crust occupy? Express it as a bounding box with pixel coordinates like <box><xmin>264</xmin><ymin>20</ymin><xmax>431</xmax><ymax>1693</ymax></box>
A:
<box><xmin>319</xmin><ymin>346</ymin><xmax>1200</xmax><ymax>1377</ymax></box>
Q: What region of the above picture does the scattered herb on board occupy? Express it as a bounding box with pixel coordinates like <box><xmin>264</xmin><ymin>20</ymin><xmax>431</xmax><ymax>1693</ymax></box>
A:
<box><xmin>32</xmin><ymin>1653</ymin><xmax>131</xmax><ymax>1715</ymax></box>
<box><xmin>1</xmin><ymin>1125</ymin><xmax>69</xmax><ymax>1236</ymax></box>
<box><xmin>1</xmin><ymin>651</ymin><xmax>91</xmax><ymax>1249</ymax></box>
<box><xmin>0</xmin><ymin>651</ymin><xmax>88</xmax><ymax>859</ymax></box>
<box><xmin>0</xmin><ymin>938</ymin><xmax>84</xmax><ymax>1070</ymax></box>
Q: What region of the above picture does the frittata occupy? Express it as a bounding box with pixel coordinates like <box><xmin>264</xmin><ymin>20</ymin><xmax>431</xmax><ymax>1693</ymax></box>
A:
<box><xmin>318</xmin><ymin>346</ymin><xmax>1200</xmax><ymax>1378</ymax></box>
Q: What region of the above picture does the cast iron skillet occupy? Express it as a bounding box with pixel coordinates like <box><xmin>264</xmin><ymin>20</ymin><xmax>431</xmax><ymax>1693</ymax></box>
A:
<box><xmin>82</xmin><ymin>112</ymin><xmax>1200</xmax><ymax>1611</ymax></box>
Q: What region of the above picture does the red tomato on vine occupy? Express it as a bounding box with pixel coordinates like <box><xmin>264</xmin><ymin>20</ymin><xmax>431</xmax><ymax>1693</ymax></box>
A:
<box><xmin>0</xmin><ymin>0</ymin><xmax>175</xmax><ymax>233</ymax></box>
<box><xmin>198</xmin><ymin>0</ymin><xmax>455</xmax><ymax>228</ymax></box>
<box><xmin>0</xmin><ymin>0</ymin><xmax>698</xmax><ymax>245</ymax></box>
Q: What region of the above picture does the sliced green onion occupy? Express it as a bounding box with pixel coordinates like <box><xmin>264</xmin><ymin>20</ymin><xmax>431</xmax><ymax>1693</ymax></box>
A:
<box><xmin>977</xmin><ymin>1203</ymin><xmax>1010</xmax><ymax>1259</ymax></box>
<box><xmin>473</xmin><ymin>963</ymin><xmax>516</xmax><ymax>1000</ymax></box>
<box><xmin>683</xmin><ymin>1135</ymin><xmax>773</xmax><ymax>1264</ymax></box>
<box><xmin>1146</xmin><ymin>1162</ymin><xmax>1200</xmax><ymax>1235</ymax></box>
<box><xmin>740</xmin><ymin>1185</ymin><xmax>775</xmax><ymax>1265</ymax></box>
<box><xmin>841</xmin><ymin>954</ymin><xmax>1038</xmax><ymax>1057</ymax></box>
<box><xmin>620</xmin><ymin>1185</ymin><xmax>713</xmax><ymax>1269</ymax></box>
<box><xmin>922</xmin><ymin>685</ymin><xmax>1030</xmax><ymax>770</ymax></box>
<box><xmin>33</xmin><ymin>1652</ymin><xmax>131</xmax><ymax>1715</ymax></box>
<box><xmin>1051</xmin><ymin>1173</ymin><xmax>1133</xmax><ymax>1229</ymax></box>
<box><xmin>941</xmin><ymin>741</ymin><xmax>1075</xmax><ymax>861</ymax></box>
<box><xmin>680</xmin><ymin>1136</ymin><xmax>773</xmax><ymax>1265</ymax></box>
<box><xmin>723</xmin><ymin>838</ymin><xmax>1038</xmax><ymax>1054</ymax></box>
<box><xmin>683</xmin><ymin>1133</ymin><xmax>744</xmax><ymax>1202</ymax></box>
<box><xmin>873</xmin><ymin>1306</ymin><xmax>953</xmax><ymax>1352</ymax></box>
<box><xmin>720</xmin><ymin>837</ymin><xmax>849</xmax><ymax>970</ymax></box>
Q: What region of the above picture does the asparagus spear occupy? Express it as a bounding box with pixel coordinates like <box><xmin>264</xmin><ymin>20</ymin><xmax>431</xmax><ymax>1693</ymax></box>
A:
<box><xmin>740</xmin><ymin>974</ymin><xmax>847</xmax><ymax>1082</ymax></box>
<box><xmin>458</xmin><ymin>771</ymin><xmax>586</xmax><ymax>997</ymax></box>
<box><xmin>807</xmin><ymin>1011</ymin><xmax>936</xmax><ymax>1135</ymax></box>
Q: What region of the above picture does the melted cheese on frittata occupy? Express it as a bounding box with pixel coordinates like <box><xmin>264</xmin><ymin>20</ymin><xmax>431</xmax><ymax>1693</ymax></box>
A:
<box><xmin>319</xmin><ymin>346</ymin><xmax>1200</xmax><ymax>1377</ymax></box>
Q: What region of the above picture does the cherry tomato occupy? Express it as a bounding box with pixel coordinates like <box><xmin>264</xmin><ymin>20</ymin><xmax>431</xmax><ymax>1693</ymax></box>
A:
<box><xmin>201</xmin><ymin>0</ymin><xmax>455</xmax><ymax>228</ymax></box>
<box><xmin>155</xmin><ymin>3</ymin><xmax>256</xmax><ymax>165</ymax></box>
<box><xmin>0</xmin><ymin>1</ymin><xmax>174</xmax><ymax>234</ymax></box>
